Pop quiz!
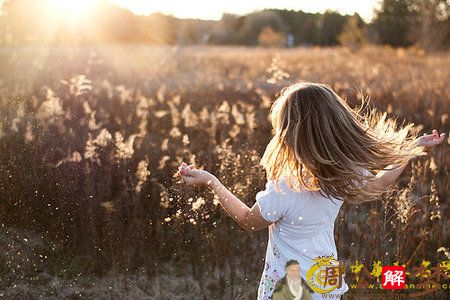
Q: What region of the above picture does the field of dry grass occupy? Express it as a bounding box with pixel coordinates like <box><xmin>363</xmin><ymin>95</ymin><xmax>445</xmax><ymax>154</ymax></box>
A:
<box><xmin>0</xmin><ymin>45</ymin><xmax>448</xmax><ymax>299</ymax></box>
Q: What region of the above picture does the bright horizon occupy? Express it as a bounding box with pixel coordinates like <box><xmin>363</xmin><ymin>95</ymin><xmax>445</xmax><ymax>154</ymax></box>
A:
<box><xmin>108</xmin><ymin>0</ymin><xmax>382</xmax><ymax>22</ymax></box>
<box><xmin>0</xmin><ymin>0</ymin><xmax>382</xmax><ymax>22</ymax></box>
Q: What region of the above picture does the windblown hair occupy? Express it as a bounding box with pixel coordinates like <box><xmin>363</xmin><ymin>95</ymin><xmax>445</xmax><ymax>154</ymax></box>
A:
<box><xmin>260</xmin><ymin>81</ymin><xmax>427</xmax><ymax>205</ymax></box>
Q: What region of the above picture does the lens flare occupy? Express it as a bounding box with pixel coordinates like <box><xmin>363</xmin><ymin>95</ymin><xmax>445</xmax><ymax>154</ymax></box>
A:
<box><xmin>48</xmin><ymin>0</ymin><xmax>93</xmax><ymax>16</ymax></box>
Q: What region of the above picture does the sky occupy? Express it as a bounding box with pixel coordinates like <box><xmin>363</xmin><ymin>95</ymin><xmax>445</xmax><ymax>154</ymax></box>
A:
<box><xmin>108</xmin><ymin>0</ymin><xmax>382</xmax><ymax>22</ymax></box>
<box><xmin>0</xmin><ymin>0</ymin><xmax>383</xmax><ymax>22</ymax></box>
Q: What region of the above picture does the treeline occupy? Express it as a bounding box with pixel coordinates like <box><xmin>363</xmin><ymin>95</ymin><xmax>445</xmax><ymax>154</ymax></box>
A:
<box><xmin>0</xmin><ymin>0</ymin><xmax>449</xmax><ymax>49</ymax></box>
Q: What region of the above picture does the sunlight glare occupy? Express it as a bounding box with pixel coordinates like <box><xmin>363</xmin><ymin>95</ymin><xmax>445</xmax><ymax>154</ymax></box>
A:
<box><xmin>48</xmin><ymin>0</ymin><xmax>93</xmax><ymax>16</ymax></box>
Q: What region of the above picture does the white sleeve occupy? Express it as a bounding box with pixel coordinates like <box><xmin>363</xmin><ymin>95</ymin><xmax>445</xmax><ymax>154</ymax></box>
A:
<box><xmin>358</xmin><ymin>167</ymin><xmax>374</xmax><ymax>187</ymax></box>
<box><xmin>255</xmin><ymin>180</ymin><xmax>290</xmax><ymax>223</ymax></box>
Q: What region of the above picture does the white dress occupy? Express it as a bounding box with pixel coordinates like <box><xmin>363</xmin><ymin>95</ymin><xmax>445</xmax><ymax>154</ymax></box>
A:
<box><xmin>255</xmin><ymin>171</ymin><xmax>370</xmax><ymax>300</ymax></box>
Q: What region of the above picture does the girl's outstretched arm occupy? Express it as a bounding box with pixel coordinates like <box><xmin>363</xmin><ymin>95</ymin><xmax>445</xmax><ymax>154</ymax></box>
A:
<box><xmin>364</xmin><ymin>130</ymin><xmax>446</xmax><ymax>194</ymax></box>
<box><xmin>178</xmin><ymin>163</ymin><xmax>272</xmax><ymax>233</ymax></box>
<box><xmin>364</xmin><ymin>159</ymin><xmax>411</xmax><ymax>193</ymax></box>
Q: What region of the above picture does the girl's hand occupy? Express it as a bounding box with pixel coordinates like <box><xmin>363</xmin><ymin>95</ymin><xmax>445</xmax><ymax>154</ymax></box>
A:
<box><xmin>414</xmin><ymin>129</ymin><xmax>446</xmax><ymax>149</ymax></box>
<box><xmin>178</xmin><ymin>162</ymin><xmax>216</xmax><ymax>187</ymax></box>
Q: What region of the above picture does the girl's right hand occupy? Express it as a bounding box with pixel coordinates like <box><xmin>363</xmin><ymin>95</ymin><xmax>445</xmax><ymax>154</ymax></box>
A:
<box><xmin>178</xmin><ymin>162</ymin><xmax>217</xmax><ymax>187</ymax></box>
<box><xmin>414</xmin><ymin>129</ymin><xmax>446</xmax><ymax>149</ymax></box>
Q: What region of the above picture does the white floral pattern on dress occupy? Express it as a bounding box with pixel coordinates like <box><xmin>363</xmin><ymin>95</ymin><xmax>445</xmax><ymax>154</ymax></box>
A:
<box><xmin>258</xmin><ymin>262</ymin><xmax>281</xmax><ymax>300</ymax></box>
<box><xmin>273</xmin><ymin>243</ymin><xmax>281</xmax><ymax>259</ymax></box>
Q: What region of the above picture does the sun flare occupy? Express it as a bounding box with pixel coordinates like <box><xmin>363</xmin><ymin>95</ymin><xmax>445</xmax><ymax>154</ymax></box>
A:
<box><xmin>48</xmin><ymin>0</ymin><xmax>93</xmax><ymax>16</ymax></box>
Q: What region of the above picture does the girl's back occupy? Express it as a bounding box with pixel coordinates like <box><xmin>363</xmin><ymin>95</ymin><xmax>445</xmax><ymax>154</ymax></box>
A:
<box><xmin>178</xmin><ymin>81</ymin><xmax>444</xmax><ymax>300</ymax></box>
<box><xmin>256</xmin><ymin>176</ymin><xmax>351</xmax><ymax>300</ymax></box>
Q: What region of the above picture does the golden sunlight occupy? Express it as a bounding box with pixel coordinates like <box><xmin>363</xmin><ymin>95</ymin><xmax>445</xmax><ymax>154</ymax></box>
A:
<box><xmin>48</xmin><ymin>0</ymin><xmax>94</xmax><ymax>16</ymax></box>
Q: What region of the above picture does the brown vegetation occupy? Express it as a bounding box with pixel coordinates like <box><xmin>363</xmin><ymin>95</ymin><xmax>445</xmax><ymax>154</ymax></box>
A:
<box><xmin>0</xmin><ymin>45</ymin><xmax>448</xmax><ymax>298</ymax></box>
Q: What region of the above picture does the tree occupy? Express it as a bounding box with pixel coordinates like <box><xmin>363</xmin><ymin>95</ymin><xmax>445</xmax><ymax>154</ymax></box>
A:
<box><xmin>237</xmin><ymin>11</ymin><xmax>286</xmax><ymax>45</ymax></box>
<box><xmin>1</xmin><ymin>0</ymin><xmax>53</xmax><ymax>44</ymax></box>
<box><xmin>338</xmin><ymin>14</ymin><xmax>368</xmax><ymax>49</ymax></box>
<box><xmin>258</xmin><ymin>26</ymin><xmax>286</xmax><ymax>47</ymax></box>
<box><xmin>267</xmin><ymin>9</ymin><xmax>320</xmax><ymax>45</ymax></box>
<box><xmin>210</xmin><ymin>13</ymin><xmax>240</xmax><ymax>44</ymax></box>
<box><xmin>316</xmin><ymin>10</ymin><xmax>347</xmax><ymax>46</ymax></box>
<box><xmin>373</xmin><ymin>0</ymin><xmax>449</xmax><ymax>49</ymax></box>
<box><xmin>409</xmin><ymin>0</ymin><xmax>449</xmax><ymax>50</ymax></box>
<box><xmin>373</xmin><ymin>0</ymin><xmax>415</xmax><ymax>47</ymax></box>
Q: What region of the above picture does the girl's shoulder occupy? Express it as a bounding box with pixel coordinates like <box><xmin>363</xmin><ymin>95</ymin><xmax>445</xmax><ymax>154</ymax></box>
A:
<box><xmin>275</xmin><ymin>175</ymin><xmax>315</xmax><ymax>194</ymax></box>
<box><xmin>276</xmin><ymin>176</ymin><xmax>345</xmax><ymax>208</ymax></box>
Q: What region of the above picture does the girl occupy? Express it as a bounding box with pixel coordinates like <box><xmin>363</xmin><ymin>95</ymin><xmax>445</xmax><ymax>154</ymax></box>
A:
<box><xmin>177</xmin><ymin>82</ymin><xmax>446</xmax><ymax>300</ymax></box>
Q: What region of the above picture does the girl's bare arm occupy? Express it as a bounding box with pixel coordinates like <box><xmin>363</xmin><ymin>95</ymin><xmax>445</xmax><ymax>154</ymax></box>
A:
<box><xmin>364</xmin><ymin>159</ymin><xmax>411</xmax><ymax>193</ymax></box>
<box><xmin>207</xmin><ymin>177</ymin><xmax>272</xmax><ymax>233</ymax></box>
<box><xmin>178</xmin><ymin>164</ymin><xmax>272</xmax><ymax>232</ymax></box>
<box><xmin>364</xmin><ymin>130</ymin><xmax>446</xmax><ymax>193</ymax></box>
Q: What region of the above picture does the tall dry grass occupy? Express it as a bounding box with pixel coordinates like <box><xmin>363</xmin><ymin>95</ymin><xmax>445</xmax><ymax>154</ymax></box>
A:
<box><xmin>0</xmin><ymin>45</ymin><xmax>448</xmax><ymax>299</ymax></box>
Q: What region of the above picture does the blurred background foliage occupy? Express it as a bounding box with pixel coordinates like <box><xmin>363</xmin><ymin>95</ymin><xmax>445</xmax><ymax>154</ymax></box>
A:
<box><xmin>0</xmin><ymin>45</ymin><xmax>448</xmax><ymax>298</ymax></box>
<box><xmin>0</xmin><ymin>0</ymin><xmax>449</xmax><ymax>299</ymax></box>
<box><xmin>0</xmin><ymin>0</ymin><xmax>449</xmax><ymax>50</ymax></box>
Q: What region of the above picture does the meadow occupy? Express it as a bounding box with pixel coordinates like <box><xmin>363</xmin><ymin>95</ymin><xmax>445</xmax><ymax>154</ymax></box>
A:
<box><xmin>0</xmin><ymin>45</ymin><xmax>448</xmax><ymax>299</ymax></box>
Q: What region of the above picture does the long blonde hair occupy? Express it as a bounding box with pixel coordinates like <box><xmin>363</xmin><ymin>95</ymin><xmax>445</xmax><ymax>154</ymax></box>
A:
<box><xmin>260</xmin><ymin>81</ymin><xmax>427</xmax><ymax>204</ymax></box>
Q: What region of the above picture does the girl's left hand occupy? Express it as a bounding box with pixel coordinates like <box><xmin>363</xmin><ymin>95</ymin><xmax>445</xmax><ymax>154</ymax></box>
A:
<box><xmin>413</xmin><ymin>129</ymin><xmax>446</xmax><ymax>149</ymax></box>
<box><xmin>178</xmin><ymin>162</ymin><xmax>216</xmax><ymax>187</ymax></box>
